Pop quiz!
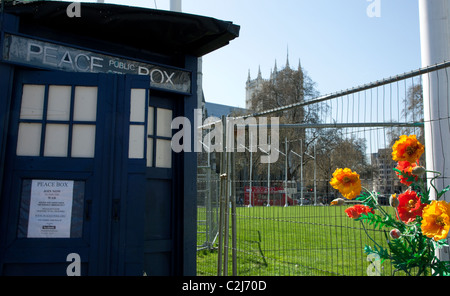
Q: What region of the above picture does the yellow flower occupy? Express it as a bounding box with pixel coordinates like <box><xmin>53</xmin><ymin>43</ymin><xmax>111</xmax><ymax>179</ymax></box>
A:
<box><xmin>392</xmin><ymin>135</ymin><xmax>424</xmax><ymax>163</ymax></box>
<box><xmin>421</xmin><ymin>200</ymin><xmax>450</xmax><ymax>241</ymax></box>
<box><xmin>330</xmin><ymin>168</ymin><xmax>361</xmax><ymax>200</ymax></box>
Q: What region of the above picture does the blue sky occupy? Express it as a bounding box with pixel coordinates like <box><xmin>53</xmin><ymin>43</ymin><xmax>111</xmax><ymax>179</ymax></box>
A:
<box><xmin>70</xmin><ymin>0</ymin><xmax>422</xmax><ymax>109</ymax></box>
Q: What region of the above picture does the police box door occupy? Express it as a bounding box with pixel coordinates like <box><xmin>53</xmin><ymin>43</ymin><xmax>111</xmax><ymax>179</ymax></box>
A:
<box><xmin>0</xmin><ymin>70</ymin><xmax>150</xmax><ymax>275</ymax></box>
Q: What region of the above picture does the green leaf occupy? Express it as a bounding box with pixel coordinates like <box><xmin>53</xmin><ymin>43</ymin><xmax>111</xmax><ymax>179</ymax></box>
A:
<box><xmin>393</xmin><ymin>168</ymin><xmax>402</xmax><ymax>174</ymax></box>
<box><xmin>357</xmin><ymin>212</ymin><xmax>398</xmax><ymax>230</ymax></box>
<box><xmin>356</xmin><ymin>191</ymin><xmax>372</xmax><ymax>202</ymax></box>
<box><xmin>364</xmin><ymin>244</ymin><xmax>390</xmax><ymax>261</ymax></box>
<box><xmin>438</xmin><ymin>185</ymin><xmax>450</xmax><ymax>199</ymax></box>
<box><xmin>432</xmin><ymin>238</ymin><xmax>449</xmax><ymax>249</ymax></box>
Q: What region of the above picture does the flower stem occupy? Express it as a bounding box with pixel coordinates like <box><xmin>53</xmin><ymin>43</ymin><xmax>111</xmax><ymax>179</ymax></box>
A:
<box><xmin>361</xmin><ymin>186</ymin><xmax>391</xmax><ymax>218</ymax></box>
<box><xmin>427</xmin><ymin>170</ymin><xmax>442</xmax><ymax>199</ymax></box>
<box><xmin>360</xmin><ymin>220</ymin><xmax>384</xmax><ymax>251</ymax></box>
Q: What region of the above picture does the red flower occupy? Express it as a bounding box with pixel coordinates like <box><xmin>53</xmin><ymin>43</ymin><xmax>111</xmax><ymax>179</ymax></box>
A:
<box><xmin>395</xmin><ymin>161</ymin><xmax>419</xmax><ymax>186</ymax></box>
<box><xmin>345</xmin><ymin>204</ymin><xmax>374</xmax><ymax>219</ymax></box>
<box><xmin>396</xmin><ymin>190</ymin><xmax>425</xmax><ymax>223</ymax></box>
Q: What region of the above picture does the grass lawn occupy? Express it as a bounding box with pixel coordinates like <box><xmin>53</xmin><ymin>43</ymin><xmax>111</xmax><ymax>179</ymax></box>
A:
<box><xmin>197</xmin><ymin>205</ymin><xmax>401</xmax><ymax>276</ymax></box>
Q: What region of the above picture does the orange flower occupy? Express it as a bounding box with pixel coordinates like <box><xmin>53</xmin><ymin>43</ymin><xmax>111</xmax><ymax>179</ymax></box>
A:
<box><xmin>392</xmin><ymin>135</ymin><xmax>424</xmax><ymax>163</ymax></box>
<box><xmin>330</xmin><ymin>168</ymin><xmax>361</xmax><ymax>200</ymax></box>
<box><xmin>395</xmin><ymin>161</ymin><xmax>419</xmax><ymax>186</ymax></box>
<box><xmin>421</xmin><ymin>200</ymin><xmax>450</xmax><ymax>241</ymax></box>
<box><xmin>345</xmin><ymin>204</ymin><xmax>374</xmax><ymax>219</ymax></box>
<box><xmin>396</xmin><ymin>190</ymin><xmax>425</xmax><ymax>223</ymax></box>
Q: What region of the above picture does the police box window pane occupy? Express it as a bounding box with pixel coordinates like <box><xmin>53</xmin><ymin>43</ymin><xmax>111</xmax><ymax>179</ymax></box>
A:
<box><xmin>155</xmin><ymin>139</ymin><xmax>172</xmax><ymax>168</ymax></box>
<box><xmin>47</xmin><ymin>85</ymin><xmax>71</xmax><ymax>121</ymax></box>
<box><xmin>16</xmin><ymin>123</ymin><xmax>42</xmax><ymax>156</ymax></box>
<box><xmin>156</xmin><ymin>108</ymin><xmax>172</xmax><ymax>137</ymax></box>
<box><xmin>20</xmin><ymin>84</ymin><xmax>45</xmax><ymax>120</ymax></box>
<box><xmin>148</xmin><ymin>106</ymin><xmax>154</xmax><ymax>136</ymax></box>
<box><xmin>146</xmin><ymin>138</ymin><xmax>153</xmax><ymax>167</ymax></box>
<box><xmin>18</xmin><ymin>180</ymin><xmax>85</xmax><ymax>238</ymax></box>
<box><xmin>130</xmin><ymin>89</ymin><xmax>146</xmax><ymax>123</ymax></box>
<box><xmin>44</xmin><ymin>124</ymin><xmax>69</xmax><ymax>157</ymax></box>
<box><xmin>71</xmin><ymin>124</ymin><xmax>96</xmax><ymax>158</ymax></box>
<box><xmin>129</xmin><ymin>125</ymin><xmax>145</xmax><ymax>159</ymax></box>
<box><xmin>73</xmin><ymin>86</ymin><xmax>98</xmax><ymax>122</ymax></box>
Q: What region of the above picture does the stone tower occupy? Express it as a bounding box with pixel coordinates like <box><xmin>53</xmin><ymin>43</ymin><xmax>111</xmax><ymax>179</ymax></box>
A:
<box><xmin>245</xmin><ymin>52</ymin><xmax>302</xmax><ymax>110</ymax></box>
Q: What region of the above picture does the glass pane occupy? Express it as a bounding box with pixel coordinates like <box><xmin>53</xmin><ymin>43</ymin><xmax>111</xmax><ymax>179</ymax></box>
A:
<box><xmin>130</xmin><ymin>89</ymin><xmax>146</xmax><ymax>123</ymax></box>
<box><xmin>71</xmin><ymin>124</ymin><xmax>96</xmax><ymax>158</ymax></box>
<box><xmin>129</xmin><ymin>125</ymin><xmax>145</xmax><ymax>159</ymax></box>
<box><xmin>44</xmin><ymin>124</ymin><xmax>69</xmax><ymax>157</ymax></box>
<box><xmin>147</xmin><ymin>106</ymin><xmax>154</xmax><ymax>136</ymax></box>
<box><xmin>155</xmin><ymin>139</ymin><xmax>172</xmax><ymax>168</ymax></box>
<box><xmin>73</xmin><ymin>86</ymin><xmax>97</xmax><ymax>121</ymax></box>
<box><xmin>47</xmin><ymin>85</ymin><xmax>71</xmax><ymax>121</ymax></box>
<box><xmin>20</xmin><ymin>84</ymin><xmax>45</xmax><ymax>120</ymax></box>
<box><xmin>17</xmin><ymin>123</ymin><xmax>42</xmax><ymax>156</ymax></box>
<box><xmin>146</xmin><ymin>138</ymin><xmax>153</xmax><ymax>167</ymax></box>
<box><xmin>156</xmin><ymin>108</ymin><xmax>172</xmax><ymax>137</ymax></box>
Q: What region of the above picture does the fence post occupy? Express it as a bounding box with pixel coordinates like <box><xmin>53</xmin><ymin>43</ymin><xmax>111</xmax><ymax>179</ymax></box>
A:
<box><xmin>206</xmin><ymin>164</ymin><xmax>211</xmax><ymax>248</ymax></box>
<box><xmin>313</xmin><ymin>143</ymin><xmax>317</xmax><ymax>205</ymax></box>
<box><xmin>216</xmin><ymin>150</ymin><xmax>224</xmax><ymax>275</ymax></box>
<box><xmin>217</xmin><ymin>116</ymin><xmax>227</xmax><ymax>276</ymax></box>
<box><xmin>223</xmin><ymin>117</ymin><xmax>231</xmax><ymax>276</ymax></box>
<box><xmin>249</xmin><ymin>130</ymin><xmax>253</xmax><ymax>207</ymax></box>
<box><xmin>284</xmin><ymin>137</ymin><xmax>288</xmax><ymax>207</ymax></box>
<box><xmin>300</xmin><ymin>139</ymin><xmax>303</xmax><ymax>204</ymax></box>
<box><xmin>231</xmin><ymin>140</ymin><xmax>237</xmax><ymax>276</ymax></box>
<box><xmin>267</xmin><ymin>136</ymin><xmax>271</xmax><ymax>205</ymax></box>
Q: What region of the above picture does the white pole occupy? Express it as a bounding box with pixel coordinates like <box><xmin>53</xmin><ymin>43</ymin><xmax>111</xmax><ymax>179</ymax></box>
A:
<box><xmin>419</xmin><ymin>1</ymin><xmax>450</xmax><ymax>200</ymax></box>
<box><xmin>170</xmin><ymin>0</ymin><xmax>182</xmax><ymax>12</ymax></box>
<box><xmin>419</xmin><ymin>0</ymin><xmax>450</xmax><ymax>260</ymax></box>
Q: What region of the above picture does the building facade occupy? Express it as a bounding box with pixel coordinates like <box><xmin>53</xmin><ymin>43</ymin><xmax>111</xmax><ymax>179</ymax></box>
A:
<box><xmin>371</xmin><ymin>148</ymin><xmax>403</xmax><ymax>196</ymax></box>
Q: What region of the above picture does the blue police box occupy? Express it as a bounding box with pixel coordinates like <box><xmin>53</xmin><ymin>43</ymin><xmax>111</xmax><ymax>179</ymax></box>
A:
<box><xmin>0</xmin><ymin>1</ymin><xmax>239</xmax><ymax>276</ymax></box>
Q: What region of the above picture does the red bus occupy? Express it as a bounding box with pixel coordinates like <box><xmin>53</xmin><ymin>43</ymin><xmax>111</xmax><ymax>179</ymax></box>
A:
<box><xmin>243</xmin><ymin>186</ymin><xmax>298</xmax><ymax>206</ymax></box>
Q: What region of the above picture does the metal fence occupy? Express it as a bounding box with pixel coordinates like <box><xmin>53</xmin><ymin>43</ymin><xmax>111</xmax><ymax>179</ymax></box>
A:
<box><xmin>197</xmin><ymin>165</ymin><xmax>220</xmax><ymax>251</ymax></box>
<box><xmin>196</xmin><ymin>61</ymin><xmax>450</xmax><ymax>276</ymax></box>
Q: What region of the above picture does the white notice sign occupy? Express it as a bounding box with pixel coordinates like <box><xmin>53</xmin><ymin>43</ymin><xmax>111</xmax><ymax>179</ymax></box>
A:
<box><xmin>28</xmin><ymin>180</ymin><xmax>74</xmax><ymax>238</ymax></box>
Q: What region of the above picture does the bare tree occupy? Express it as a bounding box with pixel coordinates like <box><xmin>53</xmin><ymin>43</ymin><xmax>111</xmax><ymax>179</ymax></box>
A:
<box><xmin>387</xmin><ymin>82</ymin><xmax>425</xmax><ymax>163</ymax></box>
<box><xmin>249</xmin><ymin>64</ymin><xmax>324</xmax><ymax>182</ymax></box>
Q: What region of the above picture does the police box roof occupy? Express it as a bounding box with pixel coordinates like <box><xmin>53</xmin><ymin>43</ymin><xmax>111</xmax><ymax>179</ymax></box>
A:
<box><xmin>3</xmin><ymin>1</ymin><xmax>240</xmax><ymax>57</ymax></box>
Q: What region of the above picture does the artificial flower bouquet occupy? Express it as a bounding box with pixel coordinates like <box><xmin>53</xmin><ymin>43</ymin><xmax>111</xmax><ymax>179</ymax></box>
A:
<box><xmin>330</xmin><ymin>135</ymin><xmax>450</xmax><ymax>276</ymax></box>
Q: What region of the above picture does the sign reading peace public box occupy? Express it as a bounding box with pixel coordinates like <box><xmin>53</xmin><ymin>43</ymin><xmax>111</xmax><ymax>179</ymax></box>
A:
<box><xmin>2</xmin><ymin>34</ymin><xmax>191</xmax><ymax>94</ymax></box>
<box><xmin>27</xmin><ymin>180</ymin><xmax>74</xmax><ymax>238</ymax></box>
